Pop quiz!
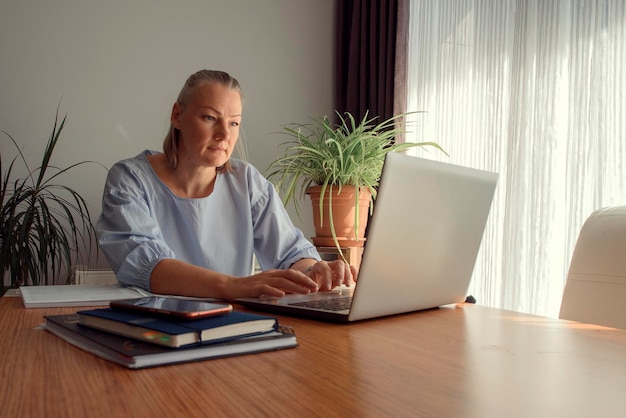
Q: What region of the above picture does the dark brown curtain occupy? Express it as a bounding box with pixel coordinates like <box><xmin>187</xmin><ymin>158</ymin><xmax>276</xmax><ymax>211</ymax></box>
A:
<box><xmin>335</xmin><ymin>0</ymin><xmax>407</xmax><ymax>124</ymax></box>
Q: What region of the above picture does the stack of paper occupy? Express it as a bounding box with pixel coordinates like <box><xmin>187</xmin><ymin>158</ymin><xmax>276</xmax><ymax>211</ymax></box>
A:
<box><xmin>20</xmin><ymin>284</ymin><xmax>151</xmax><ymax>308</ymax></box>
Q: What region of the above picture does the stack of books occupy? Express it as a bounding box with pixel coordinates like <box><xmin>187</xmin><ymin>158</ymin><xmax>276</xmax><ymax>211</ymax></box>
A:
<box><xmin>44</xmin><ymin>306</ymin><xmax>297</xmax><ymax>369</ymax></box>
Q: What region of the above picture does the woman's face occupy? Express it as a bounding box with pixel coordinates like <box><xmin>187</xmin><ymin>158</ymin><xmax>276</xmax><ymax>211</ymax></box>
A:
<box><xmin>171</xmin><ymin>82</ymin><xmax>242</xmax><ymax>169</ymax></box>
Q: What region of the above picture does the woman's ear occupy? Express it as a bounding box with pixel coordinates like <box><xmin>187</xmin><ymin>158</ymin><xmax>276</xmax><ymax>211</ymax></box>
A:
<box><xmin>171</xmin><ymin>102</ymin><xmax>182</xmax><ymax>129</ymax></box>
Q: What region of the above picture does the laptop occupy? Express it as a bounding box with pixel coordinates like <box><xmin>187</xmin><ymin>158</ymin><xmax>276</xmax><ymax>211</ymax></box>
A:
<box><xmin>237</xmin><ymin>152</ymin><xmax>498</xmax><ymax>322</ymax></box>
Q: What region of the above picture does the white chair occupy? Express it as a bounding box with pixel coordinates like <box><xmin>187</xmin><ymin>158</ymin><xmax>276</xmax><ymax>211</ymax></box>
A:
<box><xmin>559</xmin><ymin>206</ymin><xmax>626</xmax><ymax>329</ymax></box>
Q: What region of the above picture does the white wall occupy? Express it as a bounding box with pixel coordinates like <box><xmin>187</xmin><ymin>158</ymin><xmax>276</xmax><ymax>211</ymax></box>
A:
<box><xmin>0</xmin><ymin>0</ymin><xmax>333</xmax><ymax>269</ymax></box>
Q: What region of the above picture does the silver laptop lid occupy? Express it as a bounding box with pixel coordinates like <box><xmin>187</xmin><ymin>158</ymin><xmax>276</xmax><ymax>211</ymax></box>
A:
<box><xmin>348</xmin><ymin>153</ymin><xmax>498</xmax><ymax>321</ymax></box>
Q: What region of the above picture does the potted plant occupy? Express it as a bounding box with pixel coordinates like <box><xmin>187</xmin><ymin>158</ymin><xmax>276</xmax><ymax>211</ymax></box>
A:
<box><xmin>0</xmin><ymin>109</ymin><xmax>99</xmax><ymax>294</ymax></box>
<box><xmin>266</xmin><ymin>111</ymin><xmax>446</xmax><ymax>252</ymax></box>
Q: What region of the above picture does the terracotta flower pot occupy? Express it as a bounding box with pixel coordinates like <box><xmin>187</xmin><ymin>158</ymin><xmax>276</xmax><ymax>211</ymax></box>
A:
<box><xmin>306</xmin><ymin>185</ymin><xmax>371</xmax><ymax>247</ymax></box>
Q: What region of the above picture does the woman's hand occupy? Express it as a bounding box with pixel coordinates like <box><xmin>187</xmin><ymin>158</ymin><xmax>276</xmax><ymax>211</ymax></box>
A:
<box><xmin>223</xmin><ymin>260</ymin><xmax>356</xmax><ymax>299</ymax></box>
<box><xmin>306</xmin><ymin>260</ymin><xmax>357</xmax><ymax>291</ymax></box>
<box><xmin>223</xmin><ymin>269</ymin><xmax>319</xmax><ymax>299</ymax></box>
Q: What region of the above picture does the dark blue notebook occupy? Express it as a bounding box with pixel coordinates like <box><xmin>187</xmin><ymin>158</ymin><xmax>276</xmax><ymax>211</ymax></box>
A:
<box><xmin>77</xmin><ymin>308</ymin><xmax>278</xmax><ymax>348</ymax></box>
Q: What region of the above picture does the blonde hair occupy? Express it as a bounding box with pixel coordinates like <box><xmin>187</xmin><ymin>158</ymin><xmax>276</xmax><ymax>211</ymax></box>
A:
<box><xmin>163</xmin><ymin>70</ymin><xmax>242</xmax><ymax>170</ymax></box>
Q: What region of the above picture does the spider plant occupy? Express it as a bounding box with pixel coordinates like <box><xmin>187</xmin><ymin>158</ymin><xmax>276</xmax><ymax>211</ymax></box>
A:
<box><xmin>266</xmin><ymin>111</ymin><xmax>446</xmax><ymax>248</ymax></box>
<box><xmin>0</xmin><ymin>109</ymin><xmax>99</xmax><ymax>294</ymax></box>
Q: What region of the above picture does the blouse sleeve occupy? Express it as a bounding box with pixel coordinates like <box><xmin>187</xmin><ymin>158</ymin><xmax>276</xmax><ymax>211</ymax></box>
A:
<box><xmin>96</xmin><ymin>160</ymin><xmax>175</xmax><ymax>291</ymax></box>
<box><xmin>245</xmin><ymin>165</ymin><xmax>320</xmax><ymax>270</ymax></box>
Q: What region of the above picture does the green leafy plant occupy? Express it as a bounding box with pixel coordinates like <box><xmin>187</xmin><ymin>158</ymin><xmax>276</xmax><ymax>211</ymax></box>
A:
<box><xmin>0</xmin><ymin>109</ymin><xmax>99</xmax><ymax>293</ymax></box>
<box><xmin>266</xmin><ymin>111</ymin><xmax>446</xmax><ymax>249</ymax></box>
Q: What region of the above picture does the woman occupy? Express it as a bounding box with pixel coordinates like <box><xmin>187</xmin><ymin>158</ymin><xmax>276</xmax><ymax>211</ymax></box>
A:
<box><xmin>97</xmin><ymin>70</ymin><xmax>355</xmax><ymax>300</ymax></box>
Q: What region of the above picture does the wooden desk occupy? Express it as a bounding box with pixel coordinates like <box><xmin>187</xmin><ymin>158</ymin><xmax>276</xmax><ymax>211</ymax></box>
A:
<box><xmin>2</xmin><ymin>296</ymin><xmax>626</xmax><ymax>418</ymax></box>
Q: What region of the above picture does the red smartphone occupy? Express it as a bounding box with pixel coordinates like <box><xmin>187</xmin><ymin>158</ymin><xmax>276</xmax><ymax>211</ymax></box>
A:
<box><xmin>109</xmin><ymin>297</ymin><xmax>233</xmax><ymax>320</ymax></box>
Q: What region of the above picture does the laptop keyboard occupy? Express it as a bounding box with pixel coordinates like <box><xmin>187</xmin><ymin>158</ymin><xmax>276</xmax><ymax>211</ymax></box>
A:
<box><xmin>289</xmin><ymin>296</ymin><xmax>352</xmax><ymax>311</ymax></box>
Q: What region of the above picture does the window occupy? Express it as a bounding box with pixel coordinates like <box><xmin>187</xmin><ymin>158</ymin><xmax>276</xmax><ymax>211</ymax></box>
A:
<box><xmin>406</xmin><ymin>0</ymin><xmax>625</xmax><ymax>317</ymax></box>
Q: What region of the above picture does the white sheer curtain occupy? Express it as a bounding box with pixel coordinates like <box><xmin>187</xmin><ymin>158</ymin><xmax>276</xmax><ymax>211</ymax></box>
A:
<box><xmin>406</xmin><ymin>0</ymin><xmax>625</xmax><ymax>317</ymax></box>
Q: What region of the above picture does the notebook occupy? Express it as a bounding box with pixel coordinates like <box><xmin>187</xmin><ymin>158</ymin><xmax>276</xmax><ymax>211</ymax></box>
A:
<box><xmin>237</xmin><ymin>153</ymin><xmax>498</xmax><ymax>322</ymax></box>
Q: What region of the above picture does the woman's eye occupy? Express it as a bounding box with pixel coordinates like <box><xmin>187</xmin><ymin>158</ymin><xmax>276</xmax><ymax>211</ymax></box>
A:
<box><xmin>203</xmin><ymin>115</ymin><xmax>216</xmax><ymax>121</ymax></box>
<box><xmin>230</xmin><ymin>121</ymin><xmax>240</xmax><ymax>127</ymax></box>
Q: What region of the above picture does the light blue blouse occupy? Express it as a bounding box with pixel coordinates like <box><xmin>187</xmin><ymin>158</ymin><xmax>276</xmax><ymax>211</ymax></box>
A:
<box><xmin>96</xmin><ymin>150</ymin><xmax>319</xmax><ymax>291</ymax></box>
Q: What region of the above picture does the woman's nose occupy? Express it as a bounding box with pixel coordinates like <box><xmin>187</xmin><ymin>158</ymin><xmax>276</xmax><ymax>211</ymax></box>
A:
<box><xmin>213</xmin><ymin>121</ymin><xmax>229</xmax><ymax>140</ymax></box>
